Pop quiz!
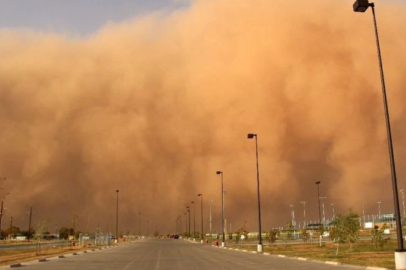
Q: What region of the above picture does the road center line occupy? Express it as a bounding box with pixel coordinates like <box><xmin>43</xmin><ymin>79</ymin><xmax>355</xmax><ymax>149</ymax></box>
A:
<box><xmin>155</xmin><ymin>250</ymin><xmax>162</xmax><ymax>270</ymax></box>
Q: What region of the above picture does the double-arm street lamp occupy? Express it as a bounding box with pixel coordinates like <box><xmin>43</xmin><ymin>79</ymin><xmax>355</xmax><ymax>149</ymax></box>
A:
<box><xmin>353</xmin><ymin>1</ymin><xmax>405</xmax><ymax>267</ymax></box>
<box><xmin>198</xmin><ymin>194</ymin><xmax>204</xmax><ymax>243</ymax></box>
<box><xmin>247</xmin><ymin>133</ymin><xmax>263</xmax><ymax>252</ymax></box>
<box><xmin>216</xmin><ymin>171</ymin><xmax>226</xmax><ymax>247</ymax></box>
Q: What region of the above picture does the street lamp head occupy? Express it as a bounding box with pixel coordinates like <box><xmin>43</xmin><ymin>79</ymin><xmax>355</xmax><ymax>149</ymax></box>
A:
<box><xmin>315</xmin><ymin>181</ymin><xmax>321</xmax><ymax>185</ymax></box>
<box><xmin>198</xmin><ymin>194</ymin><xmax>202</xmax><ymax>196</ymax></box>
<box><xmin>116</xmin><ymin>190</ymin><xmax>119</xmax><ymax>193</ymax></box>
<box><xmin>216</xmin><ymin>171</ymin><xmax>222</xmax><ymax>175</ymax></box>
<box><xmin>353</xmin><ymin>0</ymin><xmax>373</xmax><ymax>12</ymax></box>
<box><xmin>191</xmin><ymin>201</ymin><xmax>194</xmax><ymax>204</ymax></box>
<box><xmin>247</xmin><ymin>133</ymin><xmax>256</xmax><ymax>139</ymax></box>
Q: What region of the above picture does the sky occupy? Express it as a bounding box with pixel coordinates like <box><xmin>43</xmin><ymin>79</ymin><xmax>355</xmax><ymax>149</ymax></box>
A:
<box><xmin>0</xmin><ymin>0</ymin><xmax>189</xmax><ymax>36</ymax></box>
<box><xmin>0</xmin><ymin>0</ymin><xmax>406</xmax><ymax>237</ymax></box>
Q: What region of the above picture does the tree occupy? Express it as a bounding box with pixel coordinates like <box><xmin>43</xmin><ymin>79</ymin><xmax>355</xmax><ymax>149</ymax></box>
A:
<box><xmin>330</xmin><ymin>210</ymin><xmax>360</xmax><ymax>255</ymax></box>
<box><xmin>371</xmin><ymin>224</ymin><xmax>390</xmax><ymax>250</ymax></box>
<box><xmin>300</xmin><ymin>229</ymin><xmax>309</xmax><ymax>242</ymax></box>
<box><xmin>21</xmin><ymin>228</ymin><xmax>35</xmax><ymax>239</ymax></box>
<box><xmin>234</xmin><ymin>225</ymin><xmax>248</xmax><ymax>244</ymax></box>
<box><xmin>58</xmin><ymin>227</ymin><xmax>71</xmax><ymax>240</ymax></box>
<box><xmin>267</xmin><ymin>229</ymin><xmax>279</xmax><ymax>244</ymax></box>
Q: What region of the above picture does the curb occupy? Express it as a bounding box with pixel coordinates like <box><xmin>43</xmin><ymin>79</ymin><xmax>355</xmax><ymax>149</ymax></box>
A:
<box><xmin>215</xmin><ymin>246</ymin><xmax>390</xmax><ymax>270</ymax></box>
<box><xmin>2</xmin><ymin>245</ymin><xmax>118</xmax><ymax>268</ymax></box>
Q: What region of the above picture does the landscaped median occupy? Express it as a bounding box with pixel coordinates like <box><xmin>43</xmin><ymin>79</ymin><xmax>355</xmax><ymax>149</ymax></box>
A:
<box><xmin>212</xmin><ymin>240</ymin><xmax>397</xmax><ymax>269</ymax></box>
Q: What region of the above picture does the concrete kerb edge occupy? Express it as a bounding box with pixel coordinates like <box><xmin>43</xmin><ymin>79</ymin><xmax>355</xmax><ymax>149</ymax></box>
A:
<box><xmin>219</xmin><ymin>247</ymin><xmax>388</xmax><ymax>270</ymax></box>
<box><xmin>1</xmin><ymin>246</ymin><xmax>110</xmax><ymax>268</ymax></box>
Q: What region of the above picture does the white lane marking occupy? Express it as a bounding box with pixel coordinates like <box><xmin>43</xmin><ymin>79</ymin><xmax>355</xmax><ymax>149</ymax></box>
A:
<box><xmin>325</xmin><ymin>261</ymin><xmax>340</xmax><ymax>265</ymax></box>
<box><xmin>155</xmin><ymin>250</ymin><xmax>162</xmax><ymax>270</ymax></box>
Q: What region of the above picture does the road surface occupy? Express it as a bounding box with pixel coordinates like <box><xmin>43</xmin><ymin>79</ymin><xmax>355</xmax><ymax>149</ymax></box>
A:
<box><xmin>2</xmin><ymin>238</ymin><xmax>367</xmax><ymax>270</ymax></box>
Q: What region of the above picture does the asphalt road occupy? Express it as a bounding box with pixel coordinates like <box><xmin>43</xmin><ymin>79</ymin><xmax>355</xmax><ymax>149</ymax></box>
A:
<box><xmin>2</xmin><ymin>238</ymin><xmax>367</xmax><ymax>270</ymax></box>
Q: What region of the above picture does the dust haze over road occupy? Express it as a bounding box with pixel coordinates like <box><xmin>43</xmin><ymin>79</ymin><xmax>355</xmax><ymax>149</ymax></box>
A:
<box><xmin>0</xmin><ymin>0</ymin><xmax>406</xmax><ymax>235</ymax></box>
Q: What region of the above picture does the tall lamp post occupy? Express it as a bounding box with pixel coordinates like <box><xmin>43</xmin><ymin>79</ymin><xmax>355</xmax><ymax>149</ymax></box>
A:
<box><xmin>400</xmin><ymin>189</ymin><xmax>405</xmax><ymax>217</ymax></box>
<box><xmin>353</xmin><ymin>1</ymin><xmax>406</xmax><ymax>267</ymax></box>
<box><xmin>115</xmin><ymin>190</ymin><xmax>119</xmax><ymax>243</ymax></box>
<box><xmin>198</xmin><ymin>194</ymin><xmax>204</xmax><ymax>243</ymax></box>
<box><xmin>209</xmin><ymin>199</ymin><xmax>213</xmax><ymax>236</ymax></box>
<box><xmin>191</xmin><ymin>201</ymin><xmax>196</xmax><ymax>240</ymax></box>
<box><xmin>315</xmin><ymin>181</ymin><xmax>321</xmax><ymax>225</ymax></box>
<box><xmin>216</xmin><ymin>171</ymin><xmax>226</xmax><ymax>247</ymax></box>
<box><xmin>180</xmin><ymin>215</ymin><xmax>182</xmax><ymax>234</ymax></box>
<box><xmin>320</xmin><ymin>197</ymin><xmax>327</xmax><ymax>227</ymax></box>
<box><xmin>247</xmin><ymin>133</ymin><xmax>263</xmax><ymax>252</ymax></box>
<box><xmin>184</xmin><ymin>212</ymin><xmax>187</xmax><ymax>237</ymax></box>
<box><xmin>187</xmin><ymin>207</ymin><xmax>191</xmax><ymax>238</ymax></box>
<box><xmin>138</xmin><ymin>212</ymin><xmax>141</xmax><ymax>237</ymax></box>
<box><xmin>27</xmin><ymin>207</ymin><xmax>33</xmax><ymax>242</ymax></box>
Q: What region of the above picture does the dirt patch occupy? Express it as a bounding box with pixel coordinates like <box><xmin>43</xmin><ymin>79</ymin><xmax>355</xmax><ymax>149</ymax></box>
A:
<box><xmin>0</xmin><ymin>245</ymin><xmax>97</xmax><ymax>266</ymax></box>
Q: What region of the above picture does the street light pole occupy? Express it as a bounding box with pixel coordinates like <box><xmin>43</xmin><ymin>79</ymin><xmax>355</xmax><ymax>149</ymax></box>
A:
<box><xmin>138</xmin><ymin>212</ymin><xmax>141</xmax><ymax>237</ymax></box>
<box><xmin>377</xmin><ymin>201</ymin><xmax>381</xmax><ymax>219</ymax></box>
<box><xmin>187</xmin><ymin>208</ymin><xmax>191</xmax><ymax>238</ymax></box>
<box><xmin>198</xmin><ymin>194</ymin><xmax>204</xmax><ymax>243</ymax></box>
<box><xmin>180</xmin><ymin>215</ymin><xmax>182</xmax><ymax>234</ymax></box>
<box><xmin>320</xmin><ymin>197</ymin><xmax>327</xmax><ymax>227</ymax></box>
<box><xmin>209</xmin><ymin>199</ymin><xmax>213</xmax><ymax>236</ymax></box>
<box><xmin>353</xmin><ymin>2</ymin><xmax>405</xmax><ymax>264</ymax></box>
<box><xmin>191</xmin><ymin>201</ymin><xmax>196</xmax><ymax>240</ymax></box>
<box><xmin>315</xmin><ymin>181</ymin><xmax>321</xmax><ymax>226</ymax></box>
<box><xmin>184</xmin><ymin>212</ymin><xmax>187</xmax><ymax>237</ymax></box>
<box><xmin>216</xmin><ymin>171</ymin><xmax>226</xmax><ymax>247</ymax></box>
<box><xmin>116</xmin><ymin>190</ymin><xmax>119</xmax><ymax>243</ymax></box>
<box><xmin>247</xmin><ymin>133</ymin><xmax>263</xmax><ymax>252</ymax></box>
<box><xmin>400</xmin><ymin>189</ymin><xmax>405</xmax><ymax>217</ymax></box>
<box><xmin>28</xmin><ymin>207</ymin><xmax>33</xmax><ymax>242</ymax></box>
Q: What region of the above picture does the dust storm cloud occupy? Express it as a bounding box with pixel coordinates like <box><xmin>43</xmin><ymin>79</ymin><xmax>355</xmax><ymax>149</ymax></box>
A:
<box><xmin>0</xmin><ymin>0</ymin><xmax>406</xmax><ymax>234</ymax></box>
